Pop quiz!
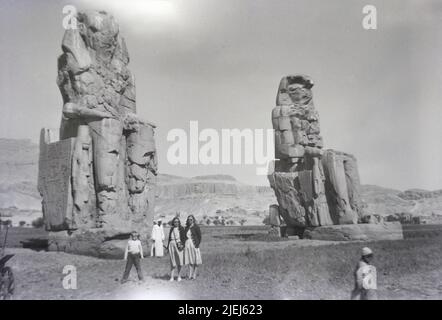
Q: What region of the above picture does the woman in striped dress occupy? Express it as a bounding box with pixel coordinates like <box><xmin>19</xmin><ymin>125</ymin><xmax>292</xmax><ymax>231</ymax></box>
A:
<box><xmin>184</xmin><ymin>215</ymin><xmax>202</xmax><ymax>280</ymax></box>
<box><xmin>167</xmin><ymin>217</ymin><xmax>186</xmax><ymax>282</ymax></box>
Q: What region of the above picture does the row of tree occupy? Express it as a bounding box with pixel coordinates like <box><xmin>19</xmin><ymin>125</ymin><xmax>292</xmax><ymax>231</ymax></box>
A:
<box><xmin>0</xmin><ymin>217</ymin><xmax>44</xmax><ymax>229</ymax></box>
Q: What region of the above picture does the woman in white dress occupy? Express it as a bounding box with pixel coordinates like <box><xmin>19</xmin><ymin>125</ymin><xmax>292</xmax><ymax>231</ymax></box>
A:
<box><xmin>150</xmin><ymin>220</ymin><xmax>165</xmax><ymax>257</ymax></box>
<box><xmin>184</xmin><ymin>215</ymin><xmax>202</xmax><ymax>280</ymax></box>
<box><xmin>167</xmin><ymin>217</ymin><xmax>185</xmax><ymax>281</ymax></box>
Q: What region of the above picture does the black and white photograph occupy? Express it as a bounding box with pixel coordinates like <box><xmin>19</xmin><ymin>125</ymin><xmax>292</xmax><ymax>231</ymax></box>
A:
<box><xmin>0</xmin><ymin>0</ymin><xmax>442</xmax><ymax>303</ymax></box>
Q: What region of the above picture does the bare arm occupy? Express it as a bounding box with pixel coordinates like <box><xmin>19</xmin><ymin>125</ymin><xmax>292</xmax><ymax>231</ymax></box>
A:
<box><xmin>139</xmin><ymin>241</ymin><xmax>144</xmax><ymax>259</ymax></box>
<box><xmin>124</xmin><ymin>243</ymin><xmax>128</xmax><ymax>260</ymax></box>
<box><xmin>355</xmin><ymin>267</ymin><xmax>364</xmax><ymax>289</ymax></box>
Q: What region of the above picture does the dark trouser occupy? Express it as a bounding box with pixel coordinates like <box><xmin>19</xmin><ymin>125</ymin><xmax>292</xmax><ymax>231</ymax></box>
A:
<box><xmin>351</xmin><ymin>288</ymin><xmax>377</xmax><ymax>300</ymax></box>
<box><xmin>122</xmin><ymin>253</ymin><xmax>144</xmax><ymax>281</ymax></box>
<box><xmin>361</xmin><ymin>289</ymin><xmax>377</xmax><ymax>300</ymax></box>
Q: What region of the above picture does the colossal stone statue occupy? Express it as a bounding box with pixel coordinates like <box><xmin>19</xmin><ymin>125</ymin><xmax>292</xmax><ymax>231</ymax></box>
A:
<box><xmin>268</xmin><ymin>75</ymin><xmax>365</xmax><ymax>235</ymax></box>
<box><xmin>38</xmin><ymin>11</ymin><xmax>157</xmax><ymax>257</ymax></box>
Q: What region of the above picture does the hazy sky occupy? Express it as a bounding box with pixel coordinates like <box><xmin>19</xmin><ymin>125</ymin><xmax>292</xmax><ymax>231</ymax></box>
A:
<box><xmin>1</xmin><ymin>0</ymin><xmax>441</xmax><ymax>190</ymax></box>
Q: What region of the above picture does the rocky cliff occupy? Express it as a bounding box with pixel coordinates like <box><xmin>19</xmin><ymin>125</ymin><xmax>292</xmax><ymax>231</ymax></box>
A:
<box><xmin>1</xmin><ymin>139</ymin><xmax>442</xmax><ymax>226</ymax></box>
<box><xmin>157</xmin><ymin>174</ymin><xmax>271</xmax><ymax>198</ymax></box>
<box><xmin>0</xmin><ymin>139</ymin><xmax>41</xmax><ymax>209</ymax></box>
<box><xmin>0</xmin><ymin>139</ymin><xmax>273</xmax><ymax>225</ymax></box>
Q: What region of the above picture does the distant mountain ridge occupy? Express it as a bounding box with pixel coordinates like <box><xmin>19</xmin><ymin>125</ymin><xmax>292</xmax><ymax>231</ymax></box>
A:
<box><xmin>398</xmin><ymin>189</ymin><xmax>442</xmax><ymax>200</ymax></box>
<box><xmin>1</xmin><ymin>138</ymin><xmax>442</xmax><ymax>225</ymax></box>
<box><xmin>156</xmin><ymin>173</ymin><xmax>271</xmax><ymax>199</ymax></box>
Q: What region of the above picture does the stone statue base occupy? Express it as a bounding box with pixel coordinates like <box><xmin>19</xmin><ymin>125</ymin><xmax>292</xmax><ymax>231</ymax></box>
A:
<box><xmin>281</xmin><ymin>225</ymin><xmax>306</xmax><ymax>237</ymax></box>
<box><xmin>47</xmin><ymin>229</ymin><xmax>149</xmax><ymax>259</ymax></box>
<box><xmin>303</xmin><ymin>222</ymin><xmax>403</xmax><ymax>241</ymax></box>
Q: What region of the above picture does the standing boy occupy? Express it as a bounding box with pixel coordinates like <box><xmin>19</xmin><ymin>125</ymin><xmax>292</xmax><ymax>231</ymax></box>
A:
<box><xmin>121</xmin><ymin>231</ymin><xmax>144</xmax><ymax>284</ymax></box>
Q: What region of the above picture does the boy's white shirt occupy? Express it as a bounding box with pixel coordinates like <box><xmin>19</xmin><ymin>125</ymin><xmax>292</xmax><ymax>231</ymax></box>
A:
<box><xmin>124</xmin><ymin>239</ymin><xmax>144</xmax><ymax>260</ymax></box>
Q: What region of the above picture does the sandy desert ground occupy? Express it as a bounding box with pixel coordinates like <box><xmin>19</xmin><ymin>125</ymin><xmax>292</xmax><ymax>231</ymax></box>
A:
<box><xmin>2</xmin><ymin>225</ymin><xmax>442</xmax><ymax>300</ymax></box>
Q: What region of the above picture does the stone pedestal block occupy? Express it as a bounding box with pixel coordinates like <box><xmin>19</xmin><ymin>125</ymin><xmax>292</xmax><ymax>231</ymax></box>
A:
<box><xmin>47</xmin><ymin>229</ymin><xmax>150</xmax><ymax>259</ymax></box>
<box><xmin>303</xmin><ymin>222</ymin><xmax>403</xmax><ymax>241</ymax></box>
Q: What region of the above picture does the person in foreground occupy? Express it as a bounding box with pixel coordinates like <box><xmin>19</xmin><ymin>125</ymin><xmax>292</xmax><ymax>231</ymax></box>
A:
<box><xmin>167</xmin><ymin>217</ymin><xmax>186</xmax><ymax>282</ymax></box>
<box><xmin>184</xmin><ymin>215</ymin><xmax>202</xmax><ymax>280</ymax></box>
<box><xmin>121</xmin><ymin>231</ymin><xmax>144</xmax><ymax>284</ymax></box>
<box><xmin>351</xmin><ymin>247</ymin><xmax>377</xmax><ymax>300</ymax></box>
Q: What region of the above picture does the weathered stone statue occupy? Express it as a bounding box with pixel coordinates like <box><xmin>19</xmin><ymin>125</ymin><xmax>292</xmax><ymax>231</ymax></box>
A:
<box><xmin>38</xmin><ymin>11</ymin><xmax>157</xmax><ymax>257</ymax></box>
<box><xmin>268</xmin><ymin>75</ymin><xmax>403</xmax><ymax>240</ymax></box>
<box><xmin>268</xmin><ymin>75</ymin><xmax>365</xmax><ymax>234</ymax></box>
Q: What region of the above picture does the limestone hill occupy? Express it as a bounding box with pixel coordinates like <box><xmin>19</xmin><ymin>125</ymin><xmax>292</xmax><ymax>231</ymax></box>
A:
<box><xmin>1</xmin><ymin>138</ymin><xmax>442</xmax><ymax>226</ymax></box>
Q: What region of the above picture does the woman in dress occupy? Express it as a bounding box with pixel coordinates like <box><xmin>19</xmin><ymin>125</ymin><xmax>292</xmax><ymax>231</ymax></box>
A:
<box><xmin>167</xmin><ymin>217</ymin><xmax>186</xmax><ymax>281</ymax></box>
<box><xmin>184</xmin><ymin>215</ymin><xmax>202</xmax><ymax>280</ymax></box>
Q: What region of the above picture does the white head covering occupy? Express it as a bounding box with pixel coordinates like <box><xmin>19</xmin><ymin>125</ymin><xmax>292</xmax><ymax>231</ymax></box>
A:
<box><xmin>361</xmin><ymin>247</ymin><xmax>373</xmax><ymax>256</ymax></box>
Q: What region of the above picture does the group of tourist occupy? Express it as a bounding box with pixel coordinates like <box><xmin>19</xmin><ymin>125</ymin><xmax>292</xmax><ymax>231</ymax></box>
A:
<box><xmin>120</xmin><ymin>215</ymin><xmax>202</xmax><ymax>284</ymax></box>
<box><xmin>120</xmin><ymin>214</ymin><xmax>378</xmax><ymax>300</ymax></box>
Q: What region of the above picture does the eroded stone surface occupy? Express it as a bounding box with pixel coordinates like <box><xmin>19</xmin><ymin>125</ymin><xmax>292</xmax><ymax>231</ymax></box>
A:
<box><xmin>38</xmin><ymin>11</ymin><xmax>157</xmax><ymax>257</ymax></box>
<box><xmin>268</xmin><ymin>75</ymin><xmax>365</xmax><ymax>229</ymax></box>
<box><xmin>38</xmin><ymin>130</ymin><xmax>75</xmax><ymax>231</ymax></box>
<box><xmin>47</xmin><ymin>230</ymin><xmax>149</xmax><ymax>259</ymax></box>
<box><xmin>303</xmin><ymin>222</ymin><xmax>404</xmax><ymax>241</ymax></box>
<box><xmin>269</xmin><ymin>204</ymin><xmax>281</xmax><ymax>226</ymax></box>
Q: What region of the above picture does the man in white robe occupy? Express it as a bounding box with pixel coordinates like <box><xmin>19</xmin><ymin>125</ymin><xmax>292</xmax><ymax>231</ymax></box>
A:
<box><xmin>150</xmin><ymin>220</ymin><xmax>165</xmax><ymax>257</ymax></box>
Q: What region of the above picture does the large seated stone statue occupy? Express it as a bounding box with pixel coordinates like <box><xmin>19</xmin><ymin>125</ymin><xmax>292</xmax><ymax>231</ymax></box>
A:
<box><xmin>268</xmin><ymin>75</ymin><xmax>403</xmax><ymax>240</ymax></box>
<box><xmin>37</xmin><ymin>11</ymin><xmax>157</xmax><ymax>257</ymax></box>
<box><xmin>268</xmin><ymin>75</ymin><xmax>366</xmax><ymax>234</ymax></box>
